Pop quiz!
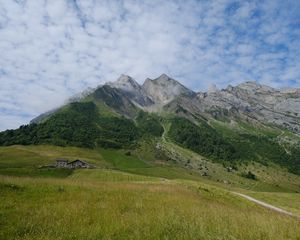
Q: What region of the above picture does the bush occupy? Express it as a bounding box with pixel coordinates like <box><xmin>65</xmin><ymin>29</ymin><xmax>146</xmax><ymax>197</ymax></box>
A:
<box><xmin>241</xmin><ymin>171</ymin><xmax>257</xmax><ymax>180</ymax></box>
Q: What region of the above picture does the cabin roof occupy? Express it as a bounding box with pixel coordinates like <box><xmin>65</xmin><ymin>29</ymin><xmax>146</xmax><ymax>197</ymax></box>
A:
<box><xmin>68</xmin><ymin>159</ymin><xmax>89</xmax><ymax>165</ymax></box>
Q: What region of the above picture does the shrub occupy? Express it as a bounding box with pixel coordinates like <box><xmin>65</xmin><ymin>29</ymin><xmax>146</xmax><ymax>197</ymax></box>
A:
<box><xmin>241</xmin><ymin>171</ymin><xmax>257</xmax><ymax>180</ymax></box>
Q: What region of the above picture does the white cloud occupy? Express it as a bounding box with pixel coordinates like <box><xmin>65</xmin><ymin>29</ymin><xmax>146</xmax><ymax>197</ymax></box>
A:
<box><xmin>0</xmin><ymin>0</ymin><xmax>299</xmax><ymax>130</ymax></box>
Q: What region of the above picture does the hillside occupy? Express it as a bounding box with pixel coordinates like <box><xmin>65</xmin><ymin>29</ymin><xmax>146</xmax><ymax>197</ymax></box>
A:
<box><xmin>1</xmin><ymin>145</ymin><xmax>300</xmax><ymax>239</ymax></box>
<box><xmin>1</xmin><ymin>75</ymin><xmax>300</xmax><ymax>238</ymax></box>
<box><xmin>1</xmin><ymin>74</ymin><xmax>300</xmax><ymax>176</ymax></box>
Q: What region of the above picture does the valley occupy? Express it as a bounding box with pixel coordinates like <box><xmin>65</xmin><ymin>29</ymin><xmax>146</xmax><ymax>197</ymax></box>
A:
<box><xmin>1</xmin><ymin>0</ymin><xmax>299</xmax><ymax>238</ymax></box>
<box><xmin>1</xmin><ymin>144</ymin><xmax>300</xmax><ymax>239</ymax></box>
<box><xmin>1</xmin><ymin>75</ymin><xmax>300</xmax><ymax>239</ymax></box>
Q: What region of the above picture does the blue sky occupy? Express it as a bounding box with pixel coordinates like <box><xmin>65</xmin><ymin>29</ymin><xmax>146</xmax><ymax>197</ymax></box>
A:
<box><xmin>0</xmin><ymin>0</ymin><xmax>299</xmax><ymax>130</ymax></box>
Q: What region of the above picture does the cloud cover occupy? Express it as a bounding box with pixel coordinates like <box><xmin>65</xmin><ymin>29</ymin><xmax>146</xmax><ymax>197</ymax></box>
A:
<box><xmin>0</xmin><ymin>0</ymin><xmax>299</xmax><ymax>130</ymax></box>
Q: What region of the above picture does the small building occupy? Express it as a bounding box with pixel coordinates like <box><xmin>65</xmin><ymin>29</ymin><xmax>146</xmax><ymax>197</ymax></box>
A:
<box><xmin>56</xmin><ymin>159</ymin><xmax>69</xmax><ymax>168</ymax></box>
<box><xmin>67</xmin><ymin>159</ymin><xmax>90</xmax><ymax>169</ymax></box>
<box><xmin>55</xmin><ymin>159</ymin><xmax>90</xmax><ymax>169</ymax></box>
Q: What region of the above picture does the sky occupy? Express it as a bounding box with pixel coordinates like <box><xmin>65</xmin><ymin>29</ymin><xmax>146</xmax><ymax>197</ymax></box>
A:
<box><xmin>0</xmin><ymin>0</ymin><xmax>300</xmax><ymax>130</ymax></box>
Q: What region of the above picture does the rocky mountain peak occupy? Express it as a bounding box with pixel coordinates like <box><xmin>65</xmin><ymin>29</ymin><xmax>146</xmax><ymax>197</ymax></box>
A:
<box><xmin>106</xmin><ymin>74</ymin><xmax>141</xmax><ymax>92</ymax></box>
<box><xmin>157</xmin><ymin>73</ymin><xmax>171</xmax><ymax>81</ymax></box>
<box><xmin>30</xmin><ymin>73</ymin><xmax>300</xmax><ymax>135</ymax></box>
<box><xmin>142</xmin><ymin>74</ymin><xmax>194</xmax><ymax>104</ymax></box>
<box><xmin>105</xmin><ymin>74</ymin><xmax>154</xmax><ymax>107</ymax></box>
<box><xmin>153</xmin><ymin>73</ymin><xmax>180</xmax><ymax>85</ymax></box>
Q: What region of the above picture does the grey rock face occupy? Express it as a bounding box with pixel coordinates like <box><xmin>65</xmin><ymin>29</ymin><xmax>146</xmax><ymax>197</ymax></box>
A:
<box><xmin>142</xmin><ymin>74</ymin><xmax>194</xmax><ymax>105</ymax></box>
<box><xmin>107</xmin><ymin>74</ymin><xmax>140</xmax><ymax>92</ymax></box>
<box><xmin>106</xmin><ymin>74</ymin><xmax>154</xmax><ymax>107</ymax></box>
<box><xmin>93</xmin><ymin>85</ymin><xmax>138</xmax><ymax>118</ymax></box>
<box><xmin>196</xmin><ymin>81</ymin><xmax>300</xmax><ymax>133</ymax></box>
<box><xmin>104</xmin><ymin>75</ymin><xmax>300</xmax><ymax>133</ymax></box>
<box><xmin>207</xmin><ymin>83</ymin><xmax>219</xmax><ymax>93</ymax></box>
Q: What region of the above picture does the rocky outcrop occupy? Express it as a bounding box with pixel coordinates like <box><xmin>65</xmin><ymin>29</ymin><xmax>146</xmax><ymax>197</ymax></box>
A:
<box><xmin>106</xmin><ymin>74</ymin><xmax>154</xmax><ymax>107</ymax></box>
<box><xmin>195</xmin><ymin>81</ymin><xmax>300</xmax><ymax>133</ymax></box>
<box><xmin>142</xmin><ymin>74</ymin><xmax>195</xmax><ymax>105</ymax></box>
<box><xmin>105</xmin><ymin>75</ymin><xmax>300</xmax><ymax>134</ymax></box>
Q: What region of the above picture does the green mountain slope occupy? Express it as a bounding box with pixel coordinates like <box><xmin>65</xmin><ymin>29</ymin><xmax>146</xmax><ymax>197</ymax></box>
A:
<box><xmin>0</xmin><ymin>101</ymin><xmax>140</xmax><ymax>149</ymax></box>
<box><xmin>1</xmin><ymin>76</ymin><xmax>300</xmax><ymax>176</ymax></box>
<box><xmin>2</xmin><ymin>75</ymin><xmax>300</xmax><ymax>239</ymax></box>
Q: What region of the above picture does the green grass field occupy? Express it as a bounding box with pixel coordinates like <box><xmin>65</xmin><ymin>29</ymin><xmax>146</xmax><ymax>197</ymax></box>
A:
<box><xmin>1</xmin><ymin>145</ymin><xmax>300</xmax><ymax>239</ymax></box>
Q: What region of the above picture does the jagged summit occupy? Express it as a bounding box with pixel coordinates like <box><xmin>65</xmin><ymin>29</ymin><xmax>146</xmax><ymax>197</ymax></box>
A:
<box><xmin>105</xmin><ymin>73</ymin><xmax>194</xmax><ymax>106</ymax></box>
<box><xmin>156</xmin><ymin>73</ymin><xmax>172</xmax><ymax>81</ymax></box>
<box><xmin>105</xmin><ymin>74</ymin><xmax>153</xmax><ymax>107</ymax></box>
<box><xmin>148</xmin><ymin>74</ymin><xmax>184</xmax><ymax>86</ymax></box>
<box><xmin>142</xmin><ymin>74</ymin><xmax>194</xmax><ymax>104</ymax></box>
<box><xmin>106</xmin><ymin>74</ymin><xmax>141</xmax><ymax>92</ymax></box>
<box><xmin>30</xmin><ymin>73</ymin><xmax>300</xmax><ymax>134</ymax></box>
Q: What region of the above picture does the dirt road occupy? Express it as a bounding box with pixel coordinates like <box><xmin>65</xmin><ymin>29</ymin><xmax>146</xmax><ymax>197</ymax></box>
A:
<box><xmin>232</xmin><ymin>192</ymin><xmax>300</xmax><ymax>219</ymax></box>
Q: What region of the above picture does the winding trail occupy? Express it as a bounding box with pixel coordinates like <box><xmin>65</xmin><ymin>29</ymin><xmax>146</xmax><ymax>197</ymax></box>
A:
<box><xmin>232</xmin><ymin>192</ymin><xmax>300</xmax><ymax>219</ymax></box>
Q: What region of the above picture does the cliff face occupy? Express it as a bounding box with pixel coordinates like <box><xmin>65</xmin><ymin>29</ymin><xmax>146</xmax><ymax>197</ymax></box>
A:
<box><xmin>142</xmin><ymin>74</ymin><xmax>194</xmax><ymax>105</ymax></box>
<box><xmin>194</xmin><ymin>81</ymin><xmax>300</xmax><ymax>133</ymax></box>
<box><xmin>106</xmin><ymin>74</ymin><xmax>154</xmax><ymax>107</ymax></box>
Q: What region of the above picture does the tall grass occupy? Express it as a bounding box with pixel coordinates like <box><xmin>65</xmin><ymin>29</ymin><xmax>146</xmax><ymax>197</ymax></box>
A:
<box><xmin>1</xmin><ymin>174</ymin><xmax>300</xmax><ymax>240</ymax></box>
<box><xmin>1</xmin><ymin>145</ymin><xmax>300</xmax><ymax>239</ymax></box>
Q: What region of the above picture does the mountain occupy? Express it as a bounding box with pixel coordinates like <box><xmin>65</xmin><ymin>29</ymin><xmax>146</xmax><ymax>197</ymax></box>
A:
<box><xmin>142</xmin><ymin>74</ymin><xmax>195</xmax><ymax>105</ymax></box>
<box><xmin>1</xmin><ymin>74</ymin><xmax>300</xmax><ymax>175</ymax></box>
<box><xmin>106</xmin><ymin>74</ymin><xmax>154</xmax><ymax>107</ymax></box>
<box><xmin>195</xmin><ymin>81</ymin><xmax>300</xmax><ymax>133</ymax></box>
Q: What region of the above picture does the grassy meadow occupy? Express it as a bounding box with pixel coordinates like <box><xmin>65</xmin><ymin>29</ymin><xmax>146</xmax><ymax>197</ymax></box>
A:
<box><xmin>0</xmin><ymin>145</ymin><xmax>300</xmax><ymax>239</ymax></box>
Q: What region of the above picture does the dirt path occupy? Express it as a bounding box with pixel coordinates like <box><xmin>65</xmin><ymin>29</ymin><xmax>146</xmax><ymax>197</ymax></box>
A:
<box><xmin>232</xmin><ymin>192</ymin><xmax>300</xmax><ymax>219</ymax></box>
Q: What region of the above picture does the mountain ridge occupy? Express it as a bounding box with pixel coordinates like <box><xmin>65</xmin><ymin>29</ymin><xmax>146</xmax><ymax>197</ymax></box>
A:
<box><xmin>30</xmin><ymin>74</ymin><xmax>300</xmax><ymax>134</ymax></box>
<box><xmin>2</xmin><ymin>73</ymin><xmax>300</xmax><ymax>175</ymax></box>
